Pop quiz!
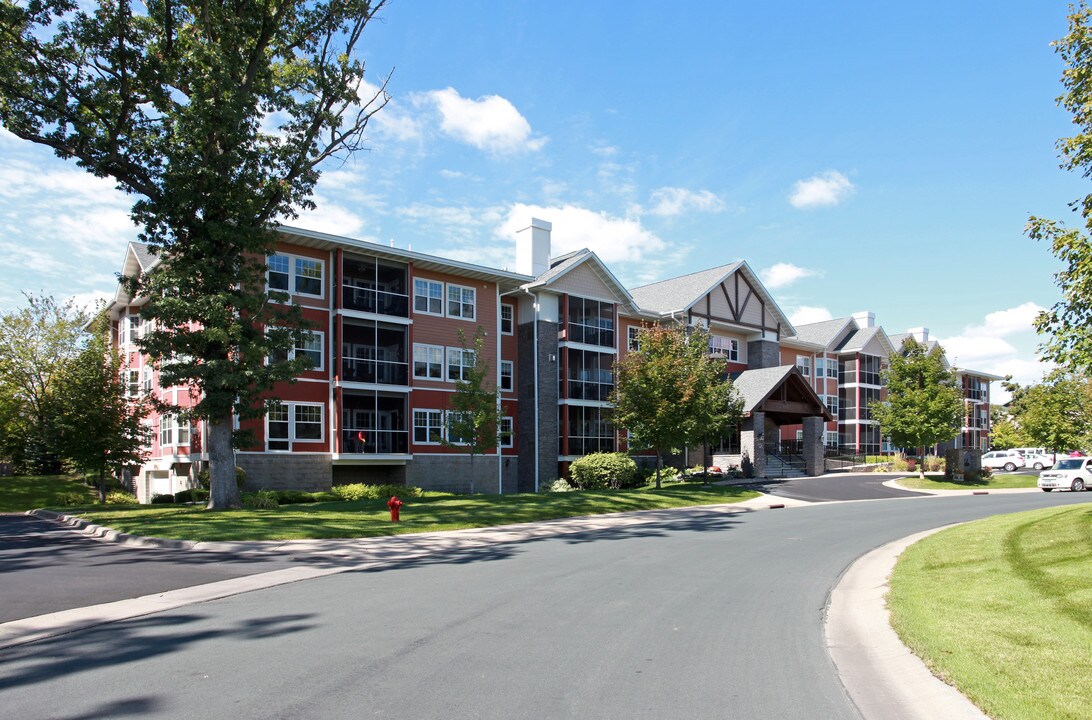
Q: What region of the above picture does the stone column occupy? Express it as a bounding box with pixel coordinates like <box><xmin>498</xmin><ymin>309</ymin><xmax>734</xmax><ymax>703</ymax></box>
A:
<box><xmin>517</xmin><ymin>319</ymin><xmax>559</xmax><ymax>493</ymax></box>
<box><xmin>740</xmin><ymin>411</ymin><xmax>766</xmax><ymax>478</ymax></box>
<box><xmin>802</xmin><ymin>416</ymin><xmax>825</xmax><ymax>476</ymax></box>
<box><xmin>747</xmin><ymin>339</ymin><xmax>781</xmax><ymax>369</ymax></box>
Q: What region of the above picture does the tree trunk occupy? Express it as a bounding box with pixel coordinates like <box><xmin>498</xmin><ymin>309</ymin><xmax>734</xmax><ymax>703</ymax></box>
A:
<box><xmin>98</xmin><ymin>465</ymin><xmax>107</xmax><ymax>504</ymax></box>
<box><xmin>655</xmin><ymin>451</ymin><xmax>663</xmax><ymax>490</ymax></box>
<box><xmin>207</xmin><ymin>418</ymin><xmax>241</xmax><ymax>510</ymax></box>
<box><xmin>919</xmin><ymin>445</ymin><xmax>926</xmax><ymax>480</ymax></box>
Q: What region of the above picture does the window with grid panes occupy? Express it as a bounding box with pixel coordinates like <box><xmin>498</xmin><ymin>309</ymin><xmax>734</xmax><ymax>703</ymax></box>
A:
<box><xmin>447</xmin><ymin>284</ymin><xmax>476</xmax><ymax>320</ymax></box>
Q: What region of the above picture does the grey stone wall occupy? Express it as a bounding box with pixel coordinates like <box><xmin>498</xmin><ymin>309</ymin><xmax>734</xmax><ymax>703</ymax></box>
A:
<box><xmin>332</xmin><ymin>464</ymin><xmax>407</xmax><ymax>487</ymax></box>
<box><xmin>517</xmin><ymin>319</ymin><xmax>559</xmax><ymax>492</ymax></box>
<box><xmin>747</xmin><ymin>339</ymin><xmax>781</xmax><ymax>370</ymax></box>
<box><xmin>740</xmin><ymin>411</ymin><xmax>766</xmax><ymax>478</ymax></box>
<box><xmin>411</xmin><ymin>455</ymin><xmax>518</xmax><ymax>494</ymax></box>
<box><xmin>802</xmin><ymin>416</ymin><xmax>825</xmax><ymax>476</ymax></box>
<box><xmin>236</xmin><ymin>453</ymin><xmax>333</xmax><ymax>491</ymax></box>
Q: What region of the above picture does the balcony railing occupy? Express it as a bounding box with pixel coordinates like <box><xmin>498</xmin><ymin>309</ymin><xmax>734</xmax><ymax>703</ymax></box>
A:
<box><xmin>342</xmin><ymin>357</ymin><xmax>409</xmax><ymax>386</ymax></box>
<box><xmin>342</xmin><ymin>285</ymin><xmax>410</xmax><ymax>317</ymax></box>
<box><xmin>341</xmin><ymin>428</ymin><xmax>409</xmax><ymax>454</ymax></box>
<box><xmin>565</xmin><ymin>437</ymin><xmax>616</xmax><ymax>455</ymax></box>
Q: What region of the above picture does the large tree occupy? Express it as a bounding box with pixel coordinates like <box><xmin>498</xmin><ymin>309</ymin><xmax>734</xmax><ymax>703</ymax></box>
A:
<box><xmin>870</xmin><ymin>338</ymin><xmax>963</xmax><ymax>478</ymax></box>
<box><xmin>610</xmin><ymin>325</ymin><xmax>742</xmax><ymax>489</ymax></box>
<box><xmin>56</xmin><ymin>315</ymin><xmax>150</xmax><ymax>502</ymax></box>
<box><xmin>0</xmin><ymin>294</ymin><xmax>87</xmax><ymax>474</ymax></box>
<box><xmin>442</xmin><ymin>328</ymin><xmax>505</xmax><ymax>495</ymax></box>
<box><xmin>0</xmin><ymin>0</ymin><xmax>390</xmax><ymax>508</ymax></box>
<box><xmin>1006</xmin><ymin>370</ymin><xmax>1092</xmax><ymax>455</ymax></box>
<box><xmin>1027</xmin><ymin>2</ymin><xmax>1092</xmax><ymax>375</ymax></box>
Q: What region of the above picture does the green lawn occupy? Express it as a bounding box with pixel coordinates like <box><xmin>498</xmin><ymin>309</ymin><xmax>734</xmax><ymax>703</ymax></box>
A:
<box><xmin>896</xmin><ymin>473</ymin><xmax>1039</xmax><ymax>490</ymax></box>
<box><xmin>888</xmin><ymin>504</ymin><xmax>1092</xmax><ymax>720</ymax></box>
<box><xmin>0</xmin><ymin>474</ymin><xmax>96</xmax><ymax>513</ymax></box>
<box><xmin>64</xmin><ymin>483</ymin><xmax>760</xmax><ymax>542</ymax></box>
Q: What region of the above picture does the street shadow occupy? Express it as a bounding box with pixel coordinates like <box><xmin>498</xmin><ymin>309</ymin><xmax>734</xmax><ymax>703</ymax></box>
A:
<box><xmin>0</xmin><ymin>612</ymin><xmax>316</xmax><ymax>694</ymax></box>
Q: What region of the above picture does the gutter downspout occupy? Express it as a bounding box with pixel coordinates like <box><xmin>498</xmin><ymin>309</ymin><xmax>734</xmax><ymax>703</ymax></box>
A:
<box><xmin>524</xmin><ymin>287</ymin><xmax>540</xmax><ymax>493</ymax></box>
<box><xmin>497</xmin><ymin>287</ymin><xmax>503</xmax><ymax>494</ymax></box>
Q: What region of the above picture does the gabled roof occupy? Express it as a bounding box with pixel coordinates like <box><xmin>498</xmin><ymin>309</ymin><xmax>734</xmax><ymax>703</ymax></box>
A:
<box><xmin>786</xmin><ymin>317</ymin><xmax>856</xmax><ymax>349</ymax></box>
<box><xmin>835</xmin><ymin>324</ymin><xmax>896</xmax><ymax>356</ymax></box>
<box><xmin>522</xmin><ymin>248</ymin><xmax>642</xmax><ymax>315</ymax></box>
<box><xmin>627</xmin><ymin>261</ymin><xmax>795</xmax><ymax>334</ymax></box>
<box><xmin>730</xmin><ymin>365</ymin><xmax>834</xmax><ymax>421</ymax></box>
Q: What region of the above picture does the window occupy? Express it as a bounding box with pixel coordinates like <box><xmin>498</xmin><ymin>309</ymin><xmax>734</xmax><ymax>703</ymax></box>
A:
<box><xmin>796</xmin><ymin>430</ymin><xmax>804</xmax><ymax>441</ymax></box>
<box><xmin>118</xmin><ymin>316</ymin><xmax>129</xmax><ymax>346</ymax></box>
<box><xmin>815</xmin><ymin>358</ymin><xmax>824</xmax><ymax>378</ymax></box>
<box><xmin>565</xmin><ymin>406</ymin><xmax>614</xmax><ymax>455</ymax></box>
<box><xmin>413</xmin><ymin>344</ymin><xmax>444</xmax><ymax>380</ymax></box>
<box><xmin>177</xmin><ymin>417</ymin><xmax>190</xmax><ymax>446</ymax></box>
<box><xmin>826</xmin><ymin>394</ymin><xmax>839</xmax><ymax>417</ymax></box>
<box><xmin>268</xmin><ymin>255</ymin><xmax>290</xmax><ymax>291</ymax></box>
<box><xmin>500</xmin><ymin>304</ymin><xmax>514</xmax><ymax>334</ymax></box>
<box><xmin>565</xmin><ymin>349</ymin><xmax>614</xmax><ymax>401</ymax></box>
<box><xmin>796</xmin><ymin>355</ymin><xmax>811</xmax><ymax>377</ymax></box>
<box><xmin>709</xmin><ymin>336</ymin><xmax>740</xmax><ymax>361</ymax></box>
<box><xmin>500</xmin><ymin>360</ymin><xmax>514</xmax><ymax>391</ymax></box>
<box><xmin>267</xmin><ymin>402</ymin><xmax>324</xmax><ymax>451</ymax></box>
<box><xmin>628</xmin><ymin>326</ymin><xmax>642</xmax><ymax>352</ymax></box>
<box><xmin>827</xmin><ymin>360</ymin><xmax>838</xmax><ymax>379</ymax></box>
<box><xmin>414</xmin><ymin>279</ymin><xmax>443</xmax><ymax>315</ymax></box>
<box><xmin>825</xmin><ymin>430</ymin><xmax>840</xmax><ymax>448</ymax></box>
<box><xmin>445</xmin><ymin>410</ymin><xmax>472</xmax><ymax>445</ymax></box>
<box><xmin>413</xmin><ymin>409</ymin><xmax>444</xmax><ymax>444</ymax></box>
<box><xmin>500</xmin><ymin>416</ymin><xmax>514</xmax><ymax>448</ymax></box>
<box><xmin>142</xmin><ymin>367</ymin><xmax>153</xmax><ymax>394</ymax></box>
<box><xmin>859</xmin><ymin>355</ymin><xmax>882</xmax><ymax>386</ymax></box>
<box><xmin>568</xmin><ymin>297</ymin><xmax>614</xmax><ymax>347</ymax></box>
<box><xmin>127</xmin><ymin>369</ymin><xmax>140</xmax><ymax>398</ymax></box>
<box><xmin>267</xmin><ymin>254</ymin><xmax>324</xmax><ymax>297</ymax></box>
<box><xmin>159</xmin><ymin>416</ymin><xmax>174</xmax><ymax>447</ymax></box>
<box><xmin>129</xmin><ymin>315</ymin><xmax>143</xmax><ymax>341</ymax></box>
<box><xmin>447</xmin><ymin>284</ymin><xmax>476</xmax><ymax>320</ymax></box>
<box><xmin>447</xmin><ymin>347</ymin><xmax>476</xmax><ymax>382</ymax></box>
<box><xmin>296</xmin><ymin>332</ymin><xmax>323</xmax><ymax>370</ymax></box>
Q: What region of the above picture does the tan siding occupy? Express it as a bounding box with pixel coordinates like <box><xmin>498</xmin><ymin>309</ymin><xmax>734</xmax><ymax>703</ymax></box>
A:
<box><xmin>549</xmin><ymin>263</ymin><xmax>624</xmax><ymax>303</ymax></box>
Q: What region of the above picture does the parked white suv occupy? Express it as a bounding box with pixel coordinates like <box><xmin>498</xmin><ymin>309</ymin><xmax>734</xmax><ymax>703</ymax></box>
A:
<box><xmin>1012</xmin><ymin>447</ymin><xmax>1055</xmax><ymax>470</ymax></box>
<box><xmin>1037</xmin><ymin>457</ymin><xmax>1092</xmax><ymax>492</ymax></box>
<box><xmin>981</xmin><ymin>450</ymin><xmax>1026</xmax><ymax>472</ymax></box>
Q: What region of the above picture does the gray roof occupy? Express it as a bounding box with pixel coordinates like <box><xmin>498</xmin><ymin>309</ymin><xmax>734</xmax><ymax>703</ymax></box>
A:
<box><xmin>889</xmin><ymin>333</ymin><xmax>941</xmax><ymax>355</ymax></box>
<box><xmin>730</xmin><ymin>365</ymin><xmax>796</xmax><ymax>413</ymax></box>
<box><xmin>789</xmin><ymin>317</ymin><xmax>854</xmax><ymax>348</ymax></box>
<box><xmin>132</xmin><ymin>242</ymin><xmax>159</xmax><ymax>271</ymax></box>
<box><xmin>628</xmin><ymin>263</ymin><xmax>742</xmax><ymax>314</ymax></box>
<box><xmin>532</xmin><ymin>249</ymin><xmax>591</xmax><ymax>286</ymax></box>
<box><xmin>835</xmin><ymin>326</ymin><xmax>880</xmax><ymax>353</ymax></box>
<box><xmin>522</xmin><ymin>248</ymin><xmax>642</xmax><ymax>315</ymax></box>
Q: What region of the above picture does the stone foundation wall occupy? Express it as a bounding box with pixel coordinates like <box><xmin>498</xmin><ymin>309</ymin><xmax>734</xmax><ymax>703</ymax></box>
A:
<box><xmin>235</xmin><ymin>453</ymin><xmax>333</xmax><ymax>491</ymax></box>
<box><xmin>410</xmin><ymin>455</ymin><xmax>518</xmax><ymax>494</ymax></box>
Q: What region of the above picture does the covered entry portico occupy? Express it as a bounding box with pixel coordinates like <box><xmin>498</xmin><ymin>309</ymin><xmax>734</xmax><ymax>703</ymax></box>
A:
<box><xmin>729</xmin><ymin>365</ymin><xmax>833</xmax><ymax>478</ymax></box>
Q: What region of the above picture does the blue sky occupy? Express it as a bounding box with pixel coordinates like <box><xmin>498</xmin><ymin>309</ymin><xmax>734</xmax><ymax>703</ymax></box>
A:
<box><xmin>0</xmin><ymin>1</ymin><xmax>1082</xmax><ymax>396</ymax></box>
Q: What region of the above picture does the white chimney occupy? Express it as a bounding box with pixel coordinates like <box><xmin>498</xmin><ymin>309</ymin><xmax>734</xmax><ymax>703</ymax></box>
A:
<box><xmin>852</xmin><ymin>311</ymin><xmax>875</xmax><ymax>329</ymax></box>
<box><xmin>516</xmin><ymin>218</ymin><xmax>552</xmax><ymax>277</ymax></box>
<box><xmin>909</xmin><ymin>326</ymin><xmax>929</xmax><ymax>342</ymax></box>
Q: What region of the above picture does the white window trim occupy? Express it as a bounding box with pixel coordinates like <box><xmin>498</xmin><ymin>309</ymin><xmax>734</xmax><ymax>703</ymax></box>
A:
<box><xmin>446</xmin><ymin>346</ymin><xmax>476</xmax><ymax>383</ymax></box>
<box><xmin>268</xmin><ymin>253</ymin><xmax>326</xmax><ymax>299</ymax></box>
<box><xmin>500</xmin><ymin>304</ymin><xmax>514</xmax><ymax>335</ymax></box>
<box><xmin>413</xmin><ymin>278</ymin><xmax>445</xmax><ymax>317</ymax></box>
<box><xmin>500</xmin><ymin>360</ymin><xmax>514</xmax><ymax>392</ymax></box>
<box><xmin>500</xmin><ymin>416</ymin><xmax>514</xmax><ymax>448</ymax></box>
<box><xmin>266</xmin><ymin>402</ymin><xmax>325</xmax><ymax>451</ymax></box>
<box><xmin>294</xmin><ymin>330</ymin><xmax>325</xmax><ymax>371</ymax></box>
<box><xmin>728</xmin><ymin>338</ymin><xmax>739</xmax><ymax>362</ymax></box>
<box><xmin>796</xmin><ymin>355</ymin><xmax>811</xmax><ymax>377</ymax></box>
<box><xmin>628</xmin><ymin>326</ymin><xmax>642</xmax><ymax>352</ymax></box>
<box><xmin>412</xmin><ymin>409</ymin><xmax>444</xmax><ymax>445</ymax></box>
<box><xmin>413</xmin><ymin>343</ymin><xmax>445</xmax><ymax>380</ymax></box>
<box><xmin>446</xmin><ymin>283</ymin><xmax>477</xmax><ymax>321</ymax></box>
<box><xmin>444</xmin><ymin>410</ymin><xmax>472</xmax><ymax>446</ymax></box>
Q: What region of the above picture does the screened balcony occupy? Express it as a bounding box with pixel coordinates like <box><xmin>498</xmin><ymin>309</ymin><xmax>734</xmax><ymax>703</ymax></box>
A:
<box><xmin>342</xmin><ymin>321</ymin><xmax>409</xmax><ymax>386</ymax></box>
<box><xmin>342</xmin><ymin>255</ymin><xmax>409</xmax><ymax>318</ymax></box>
<box><xmin>341</xmin><ymin>393</ymin><xmax>409</xmax><ymax>454</ymax></box>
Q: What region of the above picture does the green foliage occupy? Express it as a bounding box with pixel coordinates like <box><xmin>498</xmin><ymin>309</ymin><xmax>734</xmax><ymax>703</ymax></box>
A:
<box><xmin>58</xmin><ymin>491</ymin><xmax>89</xmax><ymax>506</ymax></box>
<box><xmin>442</xmin><ymin>327</ymin><xmax>504</xmax><ymax>494</ymax></box>
<box><xmin>871</xmin><ymin>338</ymin><xmax>963</xmax><ymax>472</ymax></box>
<box><xmin>539</xmin><ymin>477</ymin><xmax>574</xmax><ymax>493</ymax></box>
<box><xmin>105</xmin><ymin>491</ymin><xmax>138</xmax><ymax>505</ymax></box>
<box><xmin>0</xmin><ymin>0</ymin><xmax>390</xmax><ymax>509</ymax></box>
<box><xmin>174</xmin><ymin>488</ymin><xmax>210</xmax><ymax>503</ymax></box>
<box><xmin>611</xmin><ymin>325</ymin><xmax>744</xmax><ymax>488</ymax></box>
<box><xmin>331</xmin><ymin>483</ymin><xmax>423</xmax><ymax>501</ymax></box>
<box><xmin>569</xmin><ymin>452</ymin><xmax>639</xmax><ymax>490</ymax></box>
<box><xmin>1028</xmin><ymin>4</ymin><xmax>1092</xmax><ymax>376</ymax></box>
<box><xmin>242</xmin><ymin>489</ymin><xmax>279</xmax><ymax>510</ymax></box>
<box><xmin>197</xmin><ymin>466</ymin><xmax>246</xmax><ymax>489</ymax></box>
<box><xmin>151</xmin><ymin>493</ymin><xmax>175</xmax><ymax>504</ymax></box>
<box><xmin>273</xmin><ymin>490</ymin><xmax>318</xmax><ymax>504</ymax></box>
<box><xmin>0</xmin><ymin>294</ymin><xmax>87</xmax><ymax>474</ymax></box>
<box><xmin>1005</xmin><ymin>370</ymin><xmax>1092</xmax><ymax>453</ymax></box>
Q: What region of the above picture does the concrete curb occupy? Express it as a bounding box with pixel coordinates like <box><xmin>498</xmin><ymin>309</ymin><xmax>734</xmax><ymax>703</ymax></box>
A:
<box><xmin>5</xmin><ymin>493</ymin><xmax>806</xmax><ymax>649</ymax></box>
<box><xmin>825</xmin><ymin>527</ymin><xmax>988</xmax><ymax>720</ymax></box>
<box><xmin>881</xmin><ymin>479</ymin><xmax>1042</xmax><ymax>496</ymax></box>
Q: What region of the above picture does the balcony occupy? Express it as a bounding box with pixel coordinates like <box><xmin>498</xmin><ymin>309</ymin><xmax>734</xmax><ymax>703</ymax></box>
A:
<box><xmin>342</xmin><ymin>256</ymin><xmax>409</xmax><ymax>318</ymax></box>
<box><xmin>341</xmin><ymin>428</ymin><xmax>409</xmax><ymax>454</ymax></box>
<box><xmin>342</xmin><ymin>320</ymin><xmax>408</xmax><ymax>387</ymax></box>
<box><xmin>342</xmin><ymin>285</ymin><xmax>409</xmax><ymax>317</ymax></box>
<box><xmin>341</xmin><ymin>393</ymin><xmax>408</xmax><ymax>454</ymax></box>
<box><xmin>342</xmin><ymin>357</ymin><xmax>409</xmax><ymax>386</ymax></box>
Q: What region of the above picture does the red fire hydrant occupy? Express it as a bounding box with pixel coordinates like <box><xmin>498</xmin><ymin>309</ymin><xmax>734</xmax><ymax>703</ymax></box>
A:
<box><xmin>387</xmin><ymin>495</ymin><xmax>403</xmax><ymax>523</ymax></box>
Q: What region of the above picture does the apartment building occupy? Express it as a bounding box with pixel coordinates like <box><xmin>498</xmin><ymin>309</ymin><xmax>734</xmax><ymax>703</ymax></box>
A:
<box><xmin>105</xmin><ymin>220</ymin><xmax>998</xmax><ymax>500</ymax></box>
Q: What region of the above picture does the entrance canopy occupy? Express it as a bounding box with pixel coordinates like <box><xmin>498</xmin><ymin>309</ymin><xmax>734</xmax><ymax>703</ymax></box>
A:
<box><xmin>730</xmin><ymin>366</ymin><xmax>833</xmax><ymax>424</ymax></box>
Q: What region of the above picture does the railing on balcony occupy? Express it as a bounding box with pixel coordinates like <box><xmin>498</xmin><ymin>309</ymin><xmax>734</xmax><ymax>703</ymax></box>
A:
<box><xmin>342</xmin><ymin>285</ymin><xmax>410</xmax><ymax>318</ymax></box>
<box><xmin>341</xmin><ymin>428</ymin><xmax>409</xmax><ymax>454</ymax></box>
<box><xmin>565</xmin><ymin>437</ymin><xmax>616</xmax><ymax>455</ymax></box>
<box><xmin>341</xmin><ymin>357</ymin><xmax>409</xmax><ymax>386</ymax></box>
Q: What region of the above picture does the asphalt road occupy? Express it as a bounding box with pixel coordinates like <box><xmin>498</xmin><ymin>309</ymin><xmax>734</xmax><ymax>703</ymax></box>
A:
<box><xmin>0</xmin><ymin>515</ymin><xmax>294</xmax><ymax>623</ymax></box>
<box><xmin>751</xmin><ymin>472</ymin><xmax>922</xmax><ymax>502</ymax></box>
<box><xmin>1</xmin><ymin>492</ymin><xmax>1087</xmax><ymax>720</ymax></box>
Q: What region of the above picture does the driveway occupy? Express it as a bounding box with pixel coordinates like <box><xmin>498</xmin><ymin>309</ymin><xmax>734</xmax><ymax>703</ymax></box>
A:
<box><xmin>751</xmin><ymin>472</ymin><xmax>923</xmax><ymax>502</ymax></box>
<box><xmin>0</xmin><ymin>515</ymin><xmax>295</xmax><ymax>623</ymax></box>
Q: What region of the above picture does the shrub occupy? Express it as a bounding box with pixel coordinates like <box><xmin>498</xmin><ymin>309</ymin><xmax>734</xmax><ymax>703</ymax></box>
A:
<box><xmin>906</xmin><ymin>458</ymin><xmax>917</xmax><ymax>471</ymax></box>
<box><xmin>58</xmin><ymin>491</ymin><xmax>88</xmax><ymax>506</ymax></box>
<box><xmin>374</xmin><ymin>483</ymin><xmax>422</xmax><ymax>499</ymax></box>
<box><xmin>925</xmin><ymin>455</ymin><xmax>945</xmax><ymax>473</ymax></box>
<box><xmin>242</xmin><ymin>489</ymin><xmax>279</xmax><ymax>510</ymax></box>
<box><xmin>274</xmin><ymin>490</ymin><xmax>318</xmax><ymax>504</ymax></box>
<box><xmin>331</xmin><ymin>483</ymin><xmax>371</xmax><ymax>501</ymax></box>
<box><xmin>570</xmin><ymin>452</ymin><xmax>638</xmax><ymax>490</ymax></box>
<box><xmin>197</xmin><ymin>466</ymin><xmax>247</xmax><ymax>489</ymax></box>
<box><xmin>331</xmin><ymin>483</ymin><xmax>423</xmax><ymax>501</ymax></box>
<box><xmin>310</xmin><ymin>491</ymin><xmax>342</xmax><ymax>502</ymax></box>
<box><xmin>540</xmin><ymin>477</ymin><xmax>575</xmax><ymax>493</ymax></box>
<box><xmin>174</xmin><ymin>488</ymin><xmax>210</xmax><ymax>504</ymax></box>
<box><xmin>151</xmin><ymin>493</ymin><xmax>175</xmax><ymax>504</ymax></box>
<box><xmin>105</xmin><ymin>491</ymin><xmax>138</xmax><ymax>505</ymax></box>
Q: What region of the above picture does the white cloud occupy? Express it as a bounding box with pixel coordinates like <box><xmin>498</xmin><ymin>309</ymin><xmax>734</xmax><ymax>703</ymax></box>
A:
<box><xmin>496</xmin><ymin>203</ymin><xmax>666</xmax><ymax>264</ymax></box>
<box><xmin>963</xmin><ymin>302</ymin><xmax>1045</xmax><ymax>338</ymax></box>
<box><xmin>760</xmin><ymin>262</ymin><xmax>821</xmax><ymax>289</ymax></box>
<box><xmin>642</xmin><ymin>187</ymin><xmax>725</xmax><ymax>217</ymax></box>
<box><xmin>292</xmin><ymin>195</ymin><xmax>369</xmax><ymax>238</ymax></box>
<box><xmin>789</xmin><ymin>170</ymin><xmax>855</xmax><ymax>209</ymax></box>
<box><xmin>427</xmin><ymin>87</ymin><xmax>546</xmax><ymax>153</ymax></box>
<box><xmin>789</xmin><ymin>306</ymin><xmax>834</xmax><ymax>325</ymax></box>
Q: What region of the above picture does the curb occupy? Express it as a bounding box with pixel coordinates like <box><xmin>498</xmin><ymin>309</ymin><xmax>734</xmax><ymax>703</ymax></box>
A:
<box><xmin>825</xmin><ymin>527</ymin><xmax>988</xmax><ymax>720</ymax></box>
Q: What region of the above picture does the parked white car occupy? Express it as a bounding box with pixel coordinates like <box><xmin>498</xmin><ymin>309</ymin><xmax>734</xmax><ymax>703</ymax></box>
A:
<box><xmin>981</xmin><ymin>450</ymin><xmax>1026</xmax><ymax>472</ymax></box>
<box><xmin>1037</xmin><ymin>457</ymin><xmax>1092</xmax><ymax>492</ymax></box>
<box><xmin>1012</xmin><ymin>447</ymin><xmax>1055</xmax><ymax>470</ymax></box>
